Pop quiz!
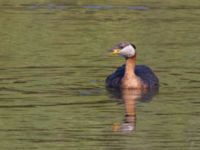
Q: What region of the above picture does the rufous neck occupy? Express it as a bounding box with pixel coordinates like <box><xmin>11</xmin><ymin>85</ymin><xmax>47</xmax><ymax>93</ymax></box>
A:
<box><xmin>124</xmin><ymin>55</ymin><xmax>136</xmax><ymax>77</ymax></box>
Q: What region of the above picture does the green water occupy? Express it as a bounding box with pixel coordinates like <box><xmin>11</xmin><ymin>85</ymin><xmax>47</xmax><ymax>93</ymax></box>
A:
<box><xmin>0</xmin><ymin>0</ymin><xmax>199</xmax><ymax>149</ymax></box>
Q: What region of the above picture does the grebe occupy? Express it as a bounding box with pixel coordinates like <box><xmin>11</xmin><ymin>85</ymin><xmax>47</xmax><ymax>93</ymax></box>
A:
<box><xmin>106</xmin><ymin>42</ymin><xmax>159</xmax><ymax>89</ymax></box>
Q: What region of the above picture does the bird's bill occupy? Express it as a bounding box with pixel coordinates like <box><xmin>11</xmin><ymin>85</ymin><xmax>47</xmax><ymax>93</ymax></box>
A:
<box><xmin>112</xmin><ymin>49</ymin><xmax>121</xmax><ymax>55</ymax></box>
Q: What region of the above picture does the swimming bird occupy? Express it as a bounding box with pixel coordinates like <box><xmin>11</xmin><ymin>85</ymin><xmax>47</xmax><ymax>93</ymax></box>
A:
<box><xmin>106</xmin><ymin>42</ymin><xmax>159</xmax><ymax>89</ymax></box>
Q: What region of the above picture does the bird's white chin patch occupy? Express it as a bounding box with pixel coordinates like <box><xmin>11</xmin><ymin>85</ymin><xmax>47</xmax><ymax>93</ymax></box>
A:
<box><xmin>120</xmin><ymin>45</ymin><xmax>136</xmax><ymax>58</ymax></box>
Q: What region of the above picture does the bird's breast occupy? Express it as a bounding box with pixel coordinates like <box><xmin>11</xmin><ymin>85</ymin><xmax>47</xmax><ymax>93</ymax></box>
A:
<box><xmin>121</xmin><ymin>76</ymin><xmax>143</xmax><ymax>89</ymax></box>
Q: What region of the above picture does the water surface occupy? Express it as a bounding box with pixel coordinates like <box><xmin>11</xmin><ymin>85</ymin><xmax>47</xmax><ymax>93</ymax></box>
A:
<box><xmin>0</xmin><ymin>0</ymin><xmax>199</xmax><ymax>149</ymax></box>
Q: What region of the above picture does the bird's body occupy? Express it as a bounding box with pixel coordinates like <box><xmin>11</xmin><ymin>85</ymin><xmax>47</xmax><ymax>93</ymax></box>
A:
<box><xmin>106</xmin><ymin>64</ymin><xmax>159</xmax><ymax>89</ymax></box>
<box><xmin>106</xmin><ymin>42</ymin><xmax>159</xmax><ymax>89</ymax></box>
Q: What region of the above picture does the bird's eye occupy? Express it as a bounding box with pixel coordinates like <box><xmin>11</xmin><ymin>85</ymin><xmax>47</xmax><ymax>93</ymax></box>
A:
<box><xmin>119</xmin><ymin>44</ymin><xmax>126</xmax><ymax>49</ymax></box>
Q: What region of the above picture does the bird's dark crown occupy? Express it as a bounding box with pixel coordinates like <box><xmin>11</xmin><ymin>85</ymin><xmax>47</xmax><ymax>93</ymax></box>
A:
<box><xmin>113</xmin><ymin>42</ymin><xmax>136</xmax><ymax>50</ymax></box>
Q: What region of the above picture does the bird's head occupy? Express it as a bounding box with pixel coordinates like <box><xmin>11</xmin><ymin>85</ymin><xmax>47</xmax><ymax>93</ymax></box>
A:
<box><xmin>111</xmin><ymin>42</ymin><xmax>136</xmax><ymax>58</ymax></box>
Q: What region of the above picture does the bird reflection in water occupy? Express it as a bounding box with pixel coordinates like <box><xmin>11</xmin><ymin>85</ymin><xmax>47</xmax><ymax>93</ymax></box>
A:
<box><xmin>108</xmin><ymin>87</ymin><xmax>158</xmax><ymax>133</ymax></box>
